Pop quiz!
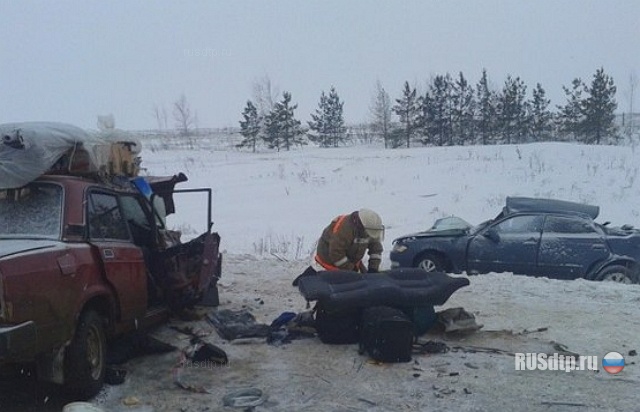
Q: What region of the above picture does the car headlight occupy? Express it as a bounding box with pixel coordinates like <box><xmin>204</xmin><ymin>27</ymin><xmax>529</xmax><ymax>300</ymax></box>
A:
<box><xmin>392</xmin><ymin>244</ymin><xmax>408</xmax><ymax>253</ymax></box>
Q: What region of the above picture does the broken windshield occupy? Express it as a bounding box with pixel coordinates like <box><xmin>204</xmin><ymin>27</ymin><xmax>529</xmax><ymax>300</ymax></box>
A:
<box><xmin>0</xmin><ymin>183</ymin><xmax>63</xmax><ymax>239</ymax></box>
<box><xmin>430</xmin><ymin>216</ymin><xmax>473</xmax><ymax>232</ymax></box>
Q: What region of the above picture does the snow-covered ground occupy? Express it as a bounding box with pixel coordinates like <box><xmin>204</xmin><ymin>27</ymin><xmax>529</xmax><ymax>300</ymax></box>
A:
<box><xmin>92</xmin><ymin>140</ymin><xmax>636</xmax><ymax>411</ymax></box>
<box><xmin>9</xmin><ymin>140</ymin><xmax>639</xmax><ymax>411</ymax></box>
<box><xmin>89</xmin><ymin>256</ymin><xmax>639</xmax><ymax>412</ymax></box>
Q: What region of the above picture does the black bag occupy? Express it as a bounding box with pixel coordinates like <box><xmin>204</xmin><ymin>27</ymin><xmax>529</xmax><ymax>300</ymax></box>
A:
<box><xmin>314</xmin><ymin>303</ymin><xmax>362</xmax><ymax>344</ymax></box>
<box><xmin>401</xmin><ymin>305</ymin><xmax>437</xmax><ymax>336</ymax></box>
<box><xmin>359</xmin><ymin>306</ymin><xmax>414</xmax><ymax>363</ymax></box>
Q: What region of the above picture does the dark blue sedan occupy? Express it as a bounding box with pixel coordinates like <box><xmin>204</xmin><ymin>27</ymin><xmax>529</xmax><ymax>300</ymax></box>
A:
<box><xmin>389</xmin><ymin>197</ymin><xmax>640</xmax><ymax>284</ymax></box>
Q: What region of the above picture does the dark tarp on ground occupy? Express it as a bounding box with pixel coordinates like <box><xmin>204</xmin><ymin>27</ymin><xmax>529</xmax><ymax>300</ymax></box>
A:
<box><xmin>296</xmin><ymin>268</ymin><xmax>470</xmax><ymax>311</ymax></box>
<box><xmin>206</xmin><ymin>309</ymin><xmax>271</xmax><ymax>341</ymax></box>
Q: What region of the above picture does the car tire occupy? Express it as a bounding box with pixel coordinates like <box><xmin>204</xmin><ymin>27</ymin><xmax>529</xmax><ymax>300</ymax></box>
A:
<box><xmin>64</xmin><ymin>310</ymin><xmax>106</xmax><ymax>398</ymax></box>
<box><xmin>595</xmin><ymin>265</ymin><xmax>638</xmax><ymax>284</ymax></box>
<box><xmin>416</xmin><ymin>253</ymin><xmax>445</xmax><ymax>273</ymax></box>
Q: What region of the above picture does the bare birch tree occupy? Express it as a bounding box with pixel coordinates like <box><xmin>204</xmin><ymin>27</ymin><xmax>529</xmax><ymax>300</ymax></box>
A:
<box><xmin>173</xmin><ymin>94</ymin><xmax>196</xmax><ymax>137</ymax></box>
<box><xmin>370</xmin><ymin>80</ymin><xmax>393</xmax><ymax>148</ymax></box>
<box><xmin>153</xmin><ymin>104</ymin><xmax>169</xmax><ymax>130</ymax></box>
<box><xmin>252</xmin><ymin>75</ymin><xmax>280</xmax><ymax>119</ymax></box>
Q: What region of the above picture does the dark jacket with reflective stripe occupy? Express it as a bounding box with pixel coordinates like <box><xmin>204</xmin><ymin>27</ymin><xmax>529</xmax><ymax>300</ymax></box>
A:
<box><xmin>316</xmin><ymin>212</ymin><xmax>383</xmax><ymax>272</ymax></box>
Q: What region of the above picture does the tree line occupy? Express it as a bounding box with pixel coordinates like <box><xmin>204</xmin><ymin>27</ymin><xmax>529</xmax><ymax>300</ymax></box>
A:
<box><xmin>235</xmin><ymin>67</ymin><xmax>620</xmax><ymax>151</ymax></box>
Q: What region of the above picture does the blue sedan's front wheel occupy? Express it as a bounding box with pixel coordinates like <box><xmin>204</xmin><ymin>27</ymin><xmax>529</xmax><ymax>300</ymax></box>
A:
<box><xmin>416</xmin><ymin>253</ymin><xmax>445</xmax><ymax>273</ymax></box>
<box><xmin>595</xmin><ymin>265</ymin><xmax>638</xmax><ymax>284</ymax></box>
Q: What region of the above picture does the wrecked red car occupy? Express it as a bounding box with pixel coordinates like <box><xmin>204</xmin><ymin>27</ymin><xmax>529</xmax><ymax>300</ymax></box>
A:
<box><xmin>0</xmin><ymin>123</ymin><xmax>221</xmax><ymax>397</ymax></box>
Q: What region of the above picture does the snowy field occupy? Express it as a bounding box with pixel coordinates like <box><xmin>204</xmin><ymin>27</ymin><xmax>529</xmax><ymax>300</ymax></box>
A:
<box><xmin>146</xmin><ymin>140</ymin><xmax>640</xmax><ymax>266</ymax></box>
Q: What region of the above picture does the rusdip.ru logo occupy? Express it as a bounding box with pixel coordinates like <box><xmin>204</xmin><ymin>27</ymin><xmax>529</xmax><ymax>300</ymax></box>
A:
<box><xmin>515</xmin><ymin>352</ymin><xmax>627</xmax><ymax>374</ymax></box>
<box><xmin>514</xmin><ymin>353</ymin><xmax>598</xmax><ymax>372</ymax></box>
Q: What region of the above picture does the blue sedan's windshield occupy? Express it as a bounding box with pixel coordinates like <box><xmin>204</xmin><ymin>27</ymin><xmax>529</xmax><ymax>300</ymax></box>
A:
<box><xmin>468</xmin><ymin>219</ymin><xmax>493</xmax><ymax>235</ymax></box>
<box><xmin>430</xmin><ymin>216</ymin><xmax>472</xmax><ymax>232</ymax></box>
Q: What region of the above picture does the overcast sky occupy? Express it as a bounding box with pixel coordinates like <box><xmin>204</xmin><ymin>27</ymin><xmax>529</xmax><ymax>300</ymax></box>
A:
<box><xmin>1</xmin><ymin>1</ymin><xmax>639</xmax><ymax>131</ymax></box>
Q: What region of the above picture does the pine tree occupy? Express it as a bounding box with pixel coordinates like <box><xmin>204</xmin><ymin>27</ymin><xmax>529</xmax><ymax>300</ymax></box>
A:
<box><xmin>263</xmin><ymin>108</ymin><xmax>282</xmax><ymax>151</ymax></box>
<box><xmin>308</xmin><ymin>91</ymin><xmax>329</xmax><ymax>147</ymax></box>
<box><xmin>476</xmin><ymin>69</ymin><xmax>497</xmax><ymax>145</ymax></box>
<box><xmin>496</xmin><ymin>76</ymin><xmax>528</xmax><ymax>144</ymax></box>
<box><xmin>416</xmin><ymin>91</ymin><xmax>434</xmax><ymax>146</ymax></box>
<box><xmin>237</xmin><ymin>100</ymin><xmax>262</xmax><ymax>152</ymax></box>
<box><xmin>308</xmin><ymin>86</ymin><xmax>346</xmax><ymax>147</ymax></box>
<box><xmin>263</xmin><ymin>92</ymin><xmax>305</xmax><ymax>152</ymax></box>
<box><xmin>583</xmin><ymin>68</ymin><xmax>618</xmax><ymax>144</ymax></box>
<box><xmin>370</xmin><ymin>81</ymin><xmax>393</xmax><ymax>148</ymax></box>
<box><xmin>392</xmin><ymin>81</ymin><xmax>419</xmax><ymax>148</ymax></box>
<box><xmin>419</xmin><ymin>74</ymin><xmax>453</xmax><ymax>146</ymax></box>
<box><xmin>326</xmin><ymin>87</ymin><xmax>346</xmax><ymax>147</ymax></box>
<box><xmin>556</xmin><ymin>78</ymin><xmax>586</xmax><ymax>142</ymax></box>
<box><xmin>529</xmin><ymin>83</ymin><xmax>553</xmax><ymax>141</ymax></box>
<box><xmin>451</xmin><ymin>72</ymin><xmax>476</xmax><ymax>145</ymax></box>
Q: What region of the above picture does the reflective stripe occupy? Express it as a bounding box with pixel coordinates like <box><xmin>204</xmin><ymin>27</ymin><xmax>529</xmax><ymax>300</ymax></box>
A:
<box><xmin>334</xmin><ymin>257</ymin><xmax>349</xmax><ymax>266</ymax></box>
<box><xmin>332</xmin><ymin>215</ymin><xmax>348</xmax><ymax>234</ymax></box>
<box><xmin>315</xmin><ymin>254</ymin><xmax>340</xmax><ymax>271</ymax></box>
<box><xmin>310</xmin><ymin>258</ymin><xmax>325</xmax><ymax>272</ymax></box>
<box><xmin>369</xmin><ymin>254</ymin><xmax>382</xmax><ymax>260</ymax></box>
<box><xmin>354</xmin><ymin>238</ymin><xmax>369</xmax><ymax>244</ymax></box>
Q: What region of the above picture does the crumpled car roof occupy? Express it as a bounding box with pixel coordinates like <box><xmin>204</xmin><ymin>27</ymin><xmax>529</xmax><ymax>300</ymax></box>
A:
<box><xmin>503</xmin><ymin>196</ymin><xmax>599</xmax><ymax>220</ymax></box>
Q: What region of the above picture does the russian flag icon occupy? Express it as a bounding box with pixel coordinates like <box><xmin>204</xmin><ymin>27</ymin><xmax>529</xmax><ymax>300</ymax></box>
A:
<box><xmin>602</xmin><ymin>352</ymin><xmax>625</xmax><ymax>374</ymax></box>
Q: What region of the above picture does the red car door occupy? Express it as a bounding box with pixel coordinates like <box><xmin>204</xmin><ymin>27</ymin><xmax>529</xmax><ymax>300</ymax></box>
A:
<box><xmin>87</xmin><ymin>191</ymin><xmax>147</xmax><ymax>325</ymax></box>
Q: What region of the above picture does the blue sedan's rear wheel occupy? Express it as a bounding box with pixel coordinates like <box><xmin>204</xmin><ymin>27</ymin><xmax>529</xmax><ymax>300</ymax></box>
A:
<box><xmin>595</xmin><ymin>265</ymin><xmax>637</xmax><ymax>284</ymax></box>
<box><xmin>416</xmin><ymin>253</ymin><xmax>445</xmax><ymax>273</ymax></box>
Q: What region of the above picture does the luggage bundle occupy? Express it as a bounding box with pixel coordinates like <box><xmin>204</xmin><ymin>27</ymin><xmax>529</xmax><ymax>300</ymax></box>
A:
<box><xmin>0</xmin><ymin>121</ymin><xmax>141</xmax><ymax>190</ymax></box>
<box><xmin>359</xmin><ymin>306</ymin><xmax>414</xmax><ymax>363</ymax></box>
<box><xmin>314</xmin><ymin>305</ymin><xmax>362</xmax><ymax>345</ymax></box>
<box><xmin>296</xmin><ymin>268</ymin><xmax>471</xmax><ymax>363</ymax></box>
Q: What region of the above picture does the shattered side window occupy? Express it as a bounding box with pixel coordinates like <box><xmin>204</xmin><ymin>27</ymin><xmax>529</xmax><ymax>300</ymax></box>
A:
<box><xmin>493</xmin><ymin>215</ymin><xmax>542</xmax><ymax>234</ymax></box>
<box><xmin>543</xmin><ymin>216</ymin><xmax>596</xmax><ymax>234</ymax></box>
<box><xmin>0</xmin><ymin>183</ymin><xmax>63</xmax><ymax>239</ymax></box>
<box><xmin>88</xmin><ymin>192</ymin><xmax>130</xmax><ymax>241</ymax></box>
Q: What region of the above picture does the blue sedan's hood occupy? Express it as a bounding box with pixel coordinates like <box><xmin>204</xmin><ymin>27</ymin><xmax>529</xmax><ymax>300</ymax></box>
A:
<box><xmin>0</xmin><ymin>239</ymin><xmax>60</xmax><ymax>259</ymax></box>
<box><xmin>396</xmin><ymin>216</ymin><xmax>473</xmax><ymax>242</ymax></box>
<box><xmin>397</xmin><ymin>228</ymin><xmax>468</xmax><ymax>241</ymax></box>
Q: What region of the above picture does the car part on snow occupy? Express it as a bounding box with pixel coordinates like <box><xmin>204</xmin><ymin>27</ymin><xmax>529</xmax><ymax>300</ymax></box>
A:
<box><xmin>222</xmin><ymin>388</ymin><xmax>266</xmax><ymax>409</ymax></box>
<box><xmin>206</xmin><ymin>309</ymin><xmax>271</xmax><ymax>341</ymax></box>
<box><xmin>413</xmin><ymin>340</ymin><xmax>450</xmax><ymax>355</ymax></box>
<box><xmin>437</xmin><ymin>307</ymin><xmax>483</xmax><ymax>334</ymax></box>
<box><xmin>62</xmin><ymin>402</ymin><xmax>106</xmax><ymax>412</ymax></box>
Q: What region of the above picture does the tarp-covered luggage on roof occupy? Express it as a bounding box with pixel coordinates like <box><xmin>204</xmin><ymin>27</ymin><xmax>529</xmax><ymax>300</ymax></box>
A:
<box><xmin>0</xmin><ymin>122</ymin><xmax>141</xmax><ymax>189</ymax></box>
